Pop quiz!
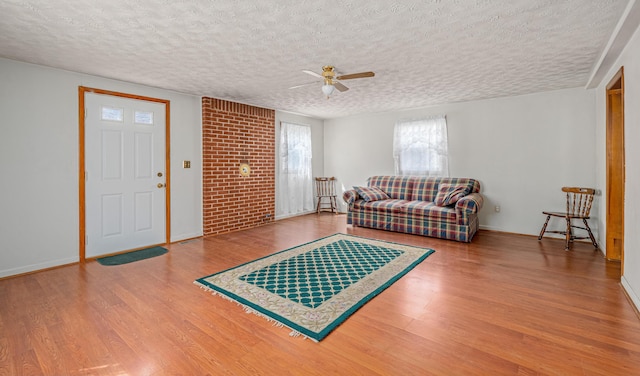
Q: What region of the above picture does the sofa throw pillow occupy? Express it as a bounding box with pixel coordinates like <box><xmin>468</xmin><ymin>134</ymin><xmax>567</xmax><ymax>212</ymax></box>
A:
<box><xmin>434</xmin><ymin>184</ymin><xmax>468</xmax><ymax>206</ymax></box>
<box><xmin>353</xmin><ymin>186</ymin><xmax>390</xmax><ymax>202</ymax></box>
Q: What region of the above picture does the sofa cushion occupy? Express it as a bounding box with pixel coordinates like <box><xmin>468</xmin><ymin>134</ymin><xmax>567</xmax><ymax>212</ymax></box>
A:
<box><xmin>367</xmin><ymin>176</ymin><xmax>413</xmax><ymax>200</ymax></box>
<box><xmin>404</xmin><ymin>201</ymin><xmax>458</xmax><ymax>224</ymax></box>
<box><xmin>408</xmin><ymin>178</ymin><xmax>439</xmax><ymax>202</ymax></box>
<box><xmin>354</xmin><ymin>199</ymin><xmax>458</xmax><ymax>224</ymax></box>
<box><xmin>434</xmin><ymin>184</ymin><xmax>469</xmax><ymax>206</ymax></box>
<box><xmin>353</xmin><ymin>199</ymin><xmax>407</xmax><ymax>214</ymax></box>
<box><xmin>353</xmin><ymin>186</ymin><xmax>390</xmax><ymax>202</ymax></box>
<box><xmin>411</xmin><ymin>177</ymin><xmax>480</xmax><ymax>201</ymax></box>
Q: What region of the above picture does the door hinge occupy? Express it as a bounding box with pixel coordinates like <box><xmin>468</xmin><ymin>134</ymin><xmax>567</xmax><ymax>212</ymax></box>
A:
<box><xmin>84</xmin><ymin>108</ymin><xmax>88</xmax><ymax>118</ymax></box>
<box><xmin>85</xmin><ymin>171</ymin><xmax>88</xmax><ymax>181</ymax></box>
<box><xmin>84</xmin><ymin>235</ymin><xmax>88</xmax><ymax>245</ymax></box>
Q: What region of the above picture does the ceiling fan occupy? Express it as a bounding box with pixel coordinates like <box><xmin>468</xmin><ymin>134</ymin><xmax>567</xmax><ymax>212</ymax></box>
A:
<box><xmin>290</xmin><ymin>66</ymin><xmax>375</xmax><ymax>98</ymax></box>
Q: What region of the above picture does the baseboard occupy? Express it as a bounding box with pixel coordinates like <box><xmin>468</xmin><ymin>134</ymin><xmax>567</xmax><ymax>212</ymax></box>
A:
<box><xmin>621</xmin><ymin>276</ymin><xmax>640</xmax><ymax>316</ymax></box>
<box><xmin>275</xmin><ymin>210</ymin><xmax>317</xmax><ymax>220</ymax></box>
<box><xmin>0</xmin><ymin>256</ymin><xmax>79</xmax><ymax>279</ymax></box>
<box><xmin>171</xmin><ymin>231</ymin><xmax>203</xmax><ymax>243</ymax></box>
<box><xmin>478</xmin><ymin>225</ymin><xmax>503</xmax><ymax>231</ymax></box>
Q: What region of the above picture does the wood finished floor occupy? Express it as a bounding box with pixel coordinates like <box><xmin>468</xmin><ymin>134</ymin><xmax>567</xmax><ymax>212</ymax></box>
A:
<box><xmin>1</xmin><ymin>214</ymin><xmax>639</xmax><ymax>375</ymax></box>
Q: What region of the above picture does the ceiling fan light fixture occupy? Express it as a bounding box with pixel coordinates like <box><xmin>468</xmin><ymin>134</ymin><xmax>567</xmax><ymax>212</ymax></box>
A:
<box><xmin>321</xmin><ymin>83</ymin><xmax>335</xmax><ymax>97</ymax></box>
<box><xmin>293</xmin><ymin>65</ymin><xmax>374</xmax><ymax>98</ymax></box>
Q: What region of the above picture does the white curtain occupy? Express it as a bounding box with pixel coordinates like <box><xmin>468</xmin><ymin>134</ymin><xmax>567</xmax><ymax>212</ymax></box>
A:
<box><xmin>277</xmin><ymin>122</ymin><xmax>314</xmax><ymax>216</ymax></box>
<box><xmin>393</xmin><ymin>115</ymin><xmax>449</xmax><ymax>176</ymax></box>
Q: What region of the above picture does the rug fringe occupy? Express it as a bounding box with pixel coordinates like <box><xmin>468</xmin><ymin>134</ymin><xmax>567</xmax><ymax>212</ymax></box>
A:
<box><xmin>289</xmin><ymin>331</ymin><xmax>302</xmax><ymax>338</ymax></box>
<box><xmin>193</xmin><ymin>281</ymin><xmax>313</xmax><ymax>341</ymax></box>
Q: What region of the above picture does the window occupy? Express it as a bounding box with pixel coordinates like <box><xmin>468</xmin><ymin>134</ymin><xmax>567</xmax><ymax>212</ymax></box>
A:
<box><xmin>101</xmin><ymin>106</ymin><xmax>123</xmax><ymax>122</ymax></box>
<box><xmin>134</xmin><ymin>110</ymin><xmax>154</xmax><ymax>125</ymax></box>
<box><xmin>393</xmin><ymin>116</ymin><xmax>449</xmax><ymax>176</ymax></box>
<box><xmin>277</xmin><ymin>122</ymin><xmax>314</xmax><ymax>216</ymax></box>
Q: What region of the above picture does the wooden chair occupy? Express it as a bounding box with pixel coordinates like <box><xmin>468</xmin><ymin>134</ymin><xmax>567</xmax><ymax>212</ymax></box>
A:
<box><xmin>538</xmin><ymin>187</ymin><xmax>599</xmax><ymax>250</ymax></box>
<box><xmin>315</xmin><ymin>177</ymin><xmax>337</xmax><ymax>213</ymax></box>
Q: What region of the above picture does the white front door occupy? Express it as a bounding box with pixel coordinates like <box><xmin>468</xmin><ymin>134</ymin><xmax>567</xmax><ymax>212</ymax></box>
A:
<box><xmin>85</xmin><ymin>92</ymin><xmax>166</xmax><ymax>258</ymax></box>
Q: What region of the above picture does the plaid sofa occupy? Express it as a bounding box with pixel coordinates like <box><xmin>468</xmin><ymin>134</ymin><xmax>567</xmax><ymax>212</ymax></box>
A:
<box><xmin>343</xmin><ymin>176</ymin><xmax>484</xmax><ymax>242</ymax></box>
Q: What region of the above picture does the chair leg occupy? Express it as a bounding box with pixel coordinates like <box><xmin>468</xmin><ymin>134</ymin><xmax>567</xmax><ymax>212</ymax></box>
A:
<box><xmin>316</xmin><ymin>197</ymin><xmax>321</xmax><ymax>213</ymax></box>
<box><xmin>565</xmin><ymin>217</ymin><xmax>572</xmax><ymax>250</ymax></box>
<box><xmin>583</xmin><ymin>219</ymin><xmax>599</xmax><ymax>249</ymax></box>
<box><xmin>538</xmin><ymin>215</ymin><xmax>551</xmax><ymax>240</ymax></box>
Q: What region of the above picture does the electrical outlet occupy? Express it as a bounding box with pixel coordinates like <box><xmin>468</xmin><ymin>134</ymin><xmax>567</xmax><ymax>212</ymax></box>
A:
<box><xmin>495</xmin><ymin>205</ymin><xmax>501</xmax><ymax>213</ymax></box>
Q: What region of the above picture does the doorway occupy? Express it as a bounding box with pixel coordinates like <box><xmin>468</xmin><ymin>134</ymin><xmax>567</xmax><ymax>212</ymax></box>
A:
<box><xmin>79</xmin><ymin>87</ymin><xmax>171</xmax><ymax>260</ymax></box>
<box><xmin>605</xmin><ymin>68</ymin><xmax>624</xmax><ymax>268</ymax></box>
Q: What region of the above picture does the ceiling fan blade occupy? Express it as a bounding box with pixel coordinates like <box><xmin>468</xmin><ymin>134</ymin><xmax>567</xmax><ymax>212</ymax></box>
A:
<box><xmin>302</xmin><ymin>70</ymin><xmax>323</xmax><ymax>79</ymax></box>
<box><xmin>334</xmin><ymin>81</ymin><xmax>349</xmax><ymax>92</ymax></box>
<box><xmin>289</xmin><ymin>81</ymin><xmax>318</xmax><ymax>90</ymax></box>
<box><xmin>336</xmin><ymin>71</ymin><xmax>375</xmax><ymax>80</ymax></box>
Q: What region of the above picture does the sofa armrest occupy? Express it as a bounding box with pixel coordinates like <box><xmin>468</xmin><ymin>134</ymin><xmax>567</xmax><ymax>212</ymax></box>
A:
<box><xmin>456</xmin><ymin>192</ymin><xmax>484</xmax><ymax>214</ymax></box>
<box><xmin>343</xmin><ymin>190</ymin><xmax>359</xmax><ymax>207</ymax></box>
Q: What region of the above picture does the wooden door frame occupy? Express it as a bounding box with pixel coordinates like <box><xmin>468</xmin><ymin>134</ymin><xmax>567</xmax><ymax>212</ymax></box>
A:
<box><xmin>78</xmin><ymin>86</ymin><xmax>171</xmax><ymax>262</ymax></box>
<box><xmin>605</xmin><ymin>68</ymin><xmax>624</xmax><ymax>267</ymax></box>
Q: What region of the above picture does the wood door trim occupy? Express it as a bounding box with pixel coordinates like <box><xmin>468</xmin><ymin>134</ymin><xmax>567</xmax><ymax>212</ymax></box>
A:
<box><xmin>605</xmin><ymin>67</ymin><xmax>624</xmax><ymax>267</ymax></box>
<box><xmin>78</xmin><ymin>86</ymin><xmax>171</xmax><ymax>262</ymax></box>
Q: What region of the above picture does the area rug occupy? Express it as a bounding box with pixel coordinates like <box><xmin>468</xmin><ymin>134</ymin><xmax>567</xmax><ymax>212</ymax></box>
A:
<box><xmin>194</xmin><ymin>233</ymin><xmax>435</xmax><ymax>341</ymax></box>
<box><xmin>96</xmin><ymin>246</ymin><xmax>168</xmax><ymax>266</ymax></box>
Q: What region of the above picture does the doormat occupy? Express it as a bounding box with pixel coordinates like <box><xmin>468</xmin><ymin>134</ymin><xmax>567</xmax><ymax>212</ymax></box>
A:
<box><xmin>96</xmin><ymin>246</ymin><xmax>168</xmax><ymax>266</ymax></box>
<box><xmin>195</xmin><ymin>233</ymin><xmax>434</xmax><ymax>341</ymax></box>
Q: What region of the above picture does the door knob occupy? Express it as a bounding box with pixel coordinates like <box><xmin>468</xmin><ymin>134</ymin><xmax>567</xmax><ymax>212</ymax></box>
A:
<box><xmin>157</xmin><ymin>172</ymin><xmax>163</xmax><ymax>177</ymax></box>
<box><xmin>157</xmin><ymin>183</ymin><xmax>165</xmax><ymax>188</ymax></box>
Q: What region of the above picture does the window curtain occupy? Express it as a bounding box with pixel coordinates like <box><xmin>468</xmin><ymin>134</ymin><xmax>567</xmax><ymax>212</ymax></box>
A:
<box><xmin>277</xmin><ymin>122</ymin><xmax>314</xmax><ymax>216</ymax></box>
<box><xmin>393</xmin><ymin>115</ymin><xmax>449</xmax><ymax>176</ymax></box>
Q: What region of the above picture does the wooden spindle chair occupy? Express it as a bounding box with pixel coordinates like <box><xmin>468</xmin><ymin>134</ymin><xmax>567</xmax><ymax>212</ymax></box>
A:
<box><xmin>315</xmin><ymin>177</ymin><xmax>337</xmax><ymax>213</ymax></box>
<box><xmin>538</xmin><ymin>187</ymin><xmax>598</xmax><ymax>250</ymax></box>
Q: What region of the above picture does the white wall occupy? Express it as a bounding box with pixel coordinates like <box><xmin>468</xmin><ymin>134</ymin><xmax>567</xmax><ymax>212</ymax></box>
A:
<box><xmin>595</xmin><ymin>23</ymin><xmax>640</xmax><ymax>309</ymax></box>
<box><xmin>0</xmin><ymin>58</ymin><xmax>202</xmax><ymax>278</ymax></box>
<box><xmin>324</xmin><ymin>88</ymin><xmax>597</xmax><ymax>237</ymax></box>
<box><xmin>274</xmin><ymin>111</ymin><xmax>324</xmax><ymax>219</ymax></box>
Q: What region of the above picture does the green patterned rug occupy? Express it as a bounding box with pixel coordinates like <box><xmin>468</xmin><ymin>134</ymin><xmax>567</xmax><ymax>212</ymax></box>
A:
<box><xmin>96</xmin><ymin>246</ymin><xmax>168</xmax><ymax>266</ymax></box>
<box><xmin>194</xmin><ymin>233</ymin><xmax>435</xmax><ymax>341</ymax></box>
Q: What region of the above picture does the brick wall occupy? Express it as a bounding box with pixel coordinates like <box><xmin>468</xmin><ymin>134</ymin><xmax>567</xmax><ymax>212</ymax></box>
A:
<box><xmin>202</xmin><ymin>97</ymin><xmax>275</xmax><ymax>236</ymax></box>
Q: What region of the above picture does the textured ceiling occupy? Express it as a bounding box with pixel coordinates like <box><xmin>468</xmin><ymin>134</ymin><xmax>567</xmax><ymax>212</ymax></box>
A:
<box><xmin>0</xmin><ymin>0</ymin><xmax>630</xmax><ymax>119</ymax></box>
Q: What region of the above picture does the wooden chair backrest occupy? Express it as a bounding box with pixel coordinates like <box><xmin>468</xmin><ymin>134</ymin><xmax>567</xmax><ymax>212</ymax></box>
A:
<box><xmin>315</xmin><ymin>177</ymin><xmax>336</xmax><ymax>197</ymax></box>
<box><xmin>562</xmin><ymin>187</ymin><xmax>595</xmax><ymax>217</ymax></box>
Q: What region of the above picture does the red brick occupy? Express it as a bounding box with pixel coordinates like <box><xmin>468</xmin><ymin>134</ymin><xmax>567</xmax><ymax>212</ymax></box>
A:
<box><xmin>201</xmin><ymin>97</ymin><xmax>275</xmax><ymax>236</ymax></box>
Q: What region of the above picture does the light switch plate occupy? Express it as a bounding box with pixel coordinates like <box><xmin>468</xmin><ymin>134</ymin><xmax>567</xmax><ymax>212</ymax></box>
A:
<box><xmin>183</xmin><ymin>160</ymin><xmax>191</xmax><ymax>168</ymax></box>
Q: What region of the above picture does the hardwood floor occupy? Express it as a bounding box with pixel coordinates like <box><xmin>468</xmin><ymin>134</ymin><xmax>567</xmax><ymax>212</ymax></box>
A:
<box><xmin>1</xmin><ymin>214</ymin><xmax>639</xmax><ymax>375</ymax></box>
